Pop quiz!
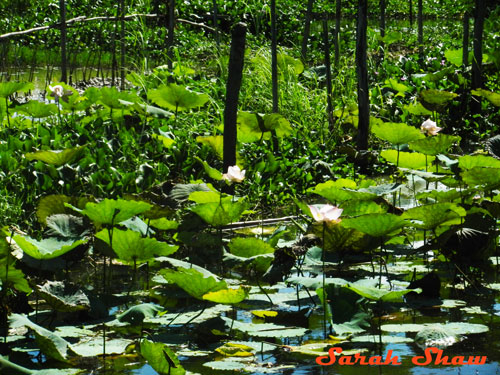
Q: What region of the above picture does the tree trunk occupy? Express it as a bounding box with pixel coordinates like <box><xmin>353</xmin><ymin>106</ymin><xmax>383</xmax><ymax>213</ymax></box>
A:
<box><xmin>223</xmin><ymin>23</ymin><xmax>247</xmax><ymax>172</ymax></box>
<box><xmin>356</xmin><ymin>0</ymin><xmax>369</xmax><ymax>151</ymax></box>
<box><xmin>270</xmin><ymin>0</ymin><xmax>280</xmax><ymax>153</ymax></box>
<box><xmin>334</xmin><ymin>0</ymin><xmax>341</xmax><ymax>66</ymax></box>
<box><xmin>462</xmin><ymin>12</ymin><xmax>470</xmax><ymax>68</ymax></box>
<box><xmin>120</xmin><ymin>0</ymin><xmax>125</xmax><ymax>89</ymax></box>
<box><xmin>417</xmin><ymin>0</ymin><xmax>423</xmax><ymax>65</ymax></box>
<box><xmin>167</xmin><ymin>0</ymin><xmax>175</xmax><ymax>70</ymax></box>
<box><xmin>59</xmin><ymin>0</ymin><xmax>67</xmax><ymax>83</ymax></box>
<box><xmin>301</xmin><ymin>0</ymin><xmax>314</xmax><ymax>61</ymax></box>
<box><xmin>379</xmin><ymin>0</ymin><xmax>386</xmax><ymax>60</ymax></box>
<box><xmin>471</xmin><ymin>0</ymin><xmax>485</xmax><ymax>115</ymax></box>
<box><xmin>212</xmin><ymin>0</ymin><xmax>220</xmax><ymax>50</ymax></box>
<box><xmin>409</xmin><ymin>0</ymin><xmax>413</xmax><ymax>28</ymax></box>
<box><xmin>323</xmin><ymin>17</ymin><xmax>334</xmax><ymax>133</ymax></box>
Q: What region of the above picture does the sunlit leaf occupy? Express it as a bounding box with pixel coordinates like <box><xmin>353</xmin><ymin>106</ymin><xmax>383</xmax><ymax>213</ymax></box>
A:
<box><xmin>25</xmin><ymin>146</ymin><xmax>85</xmax><ymax>166</ymax></box>
<box><xmin>160</xmin><ymin>268</ymin><xmax>227</xmax><ymax>300</ymax></box>
<box><xmin>140</xmin><ymin>339</ymin><xmax>186</xmax><ymax>375</ymax></box>
<box><xmin>76</xmin><ymin>199</ymin><xmax>152</xmax><ymax>225</ymax></box>
<box><xmin>342</xmin><ymin>213</ymin><xmax>406</xmax><ymax>237</ymax></box>
<box><xmin>409</xmin><ymin>134</ymin><xmax>461</xmax><ymax>156</ymax></box>
<box><xmin>12</xmin><ymin>235</ymin><xmax>88</xmax><ymax>260</ymax></box>
<box><xmin>402</xmin><ymin>202</ymin><xmax>466</xmax><ymax>229</ymax></box>
<box><xmin>228</xmin><ymin>237</ymin><xmax>274</xmax><ymax>258</ymax></box>
<box><xmin>380</xmin><ymin>150</ymin><xmax>434</xmax><ymax>169</ymax></box>
<box><xmin>371</xmin><ymin>121</ymin><xmax>424</xmax><ymax>145</ymax></box>
<box><xmin>148</xmin><ymin>83</ymin><xmax>209</xmax><ymax>111</ymax></box>
<box><xmin>202</xmin><ymin>286</ymin><xmax>250</xmax><ymax>304</ymax></box>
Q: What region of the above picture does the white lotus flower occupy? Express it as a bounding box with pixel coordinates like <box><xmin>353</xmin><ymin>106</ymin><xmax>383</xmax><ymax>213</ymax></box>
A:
<box><xmin>420</xmin><ymin>119</ymin><xmax>442</xmax><ymax>136</ymax></box>
<box><xmin>308</xmin><ymin>204</ymin><xmax>343</xmax><ymax>223</ymax></box>
<box><xmin>49</xmin><ymin>85</ymin><xmax>64</xmax><ymax>98</ymax></box>
<box><xmin>222</xmin><ymin>165</ymin><xmax>245</xmax><ymax>184</ymax></box>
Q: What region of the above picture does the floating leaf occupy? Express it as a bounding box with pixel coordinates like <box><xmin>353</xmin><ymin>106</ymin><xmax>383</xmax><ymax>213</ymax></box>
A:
<box><xmin>25</xmin><ymin>146</ymin><xmax>85</xmax><ymax>167</ymax></box>
<box><xmin>251</xmin><ymin>310</ymin><xmax>278</xmax><ymax>319</ymax></box>
<box><xmin>221</xmin><ymin>317</ymin><xmax>309</xmax><ymax>338</ymax></box>
<box><xmin>409</xmin><ymin>134</ymin><xmax>461</xmax><ymax>156</ymax></box>
<box><xmin>12</xmin><ymin>235</ymin><xmax>88</xmax><ymax>260</ymax></box>
<box><xmin>345</xmin><ymin>283</ymin><xmax>419</xmax><ymax>302</ymax></box>
<box><xmin>203</xmin><ymin>360</ymin><xmax>246</xmax><ymax>371</ymax></box>
<box><xmin>71</xmin><ymin>338</ymin><xmax>132</xmax><ymax>357</ymax></box>
<box><xmin>381</xmin><ymin>322</ymin><xmax>488</xmax><ymax>335</ymax></box>
<box><xmin>148</xmin><ymin>84</ymin><xmax>209</xmax><ymax>111</ymax></box>
<box><xmin>140</xmin><ymin>339</ymin><xmax>186</xmax><ymax>375</ymax></box>
<box><xmin>96</xmin><ymin>228</ymin><xmax>177</xmax><ymax>262</ymax></box>
<box><xmin>342</xmin><ymin>213</ymin><xmax>406</xmax><ymax>237</ymax></box>
<box><xmin>228</xmin><ymin>237</ymin><xmax>274</xmax><ymax>258</ymax></box>
<box><xmin>380</xmin><ymin>150</ymin><xmax>434</xmax><ymax>169</ymax></box>
<box><xmin>371</xmin><ymin>121</ymin><xmax>424</xmax><ymax>145</ymax></box>
<box><xmin>160</xmin><ymin>268</ymin><xmax>227</xmax><ymax>300</ymax></box>
<box><xmin>117</xmin><ymin>303</ymin><xmax>163</xmax><ymax>325</ymax></box>
<box><xmin>215</xmin><ymin>342</ymin><xmax>254</xmax><ymax>357</ymax></box>
<box><xmin>202</xmin><ymin>286</ymin><xmax>250</xmax><ymax>305</ymax></box>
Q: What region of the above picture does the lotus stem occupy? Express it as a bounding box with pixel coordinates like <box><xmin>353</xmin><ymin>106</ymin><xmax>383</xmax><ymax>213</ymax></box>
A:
<box><xmin>322</xmin><ymin>221</ymin><xmax>327</xmax><ymax>339</ymax></box>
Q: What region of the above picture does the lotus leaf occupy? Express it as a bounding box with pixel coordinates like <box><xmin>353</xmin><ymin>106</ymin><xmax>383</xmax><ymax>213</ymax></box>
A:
<box><xmin>461</xmin><ymin>167</ymin><xmax>500</xmax><ymax>187</ymax></box>
<box><xmin>228</xmin><ymin>237</ymin><xmax>275</xmax><ymax>257</ymax></box>
<box><xmin>380</xmin><ymin>150</ymin><xmax>434</xmax><ymax>169</ymax></box>
<box><xmin>221</xmin><ymin>316</ymin><xmax>309</xmax><ymax>338</ymax></box>
<box><xmin>202</xmin><ymin>286</ymin><xmax>250</xmax><ymax>304</ymax></box>
<box><xmin>203</xmin><ymin>360</ymin><xmax>246</xmax><ymax>370</ymax></box>
<box><xmin>419</xmin><ymin>89</ymin><xmax>458</xmax><ymax>112</ymax></box>
<box><xmin>310</xmin><ymin>180</ymin><xmax>376</xmax><ymax>203</ymax></box>
<box><xmin>345</xmin><ymin>283</ymin><xmax>418</xmax><ymax>302</ymax></box>
<box><xmin>190</xmin><ymin>197</ymin><xmax>248</xmax><ymax>227</ymax></box>
<box><xmin>458</xmin><ymin>154</ymin><xmax>500</xmax><ymax>170</ymax></box>
<box><xmin>404</xmin><ymin>102</ymin><xmax>433</xmax><ymax>116</ymax></box>
<box><xmin>17</xmin><ymin>100</ymin><xmax>58</xmax><ymax>118</ymax></box>
<box><xmin>0</xmin><ymin>81</ymin><xmax>33</xmax><ymax>97</ymax></box>
<box><xmin>471</xmin><ymin>89</ymin><xmax>500</xmax><ymax>107</ymax></box>
<box><xmin>77</xmin><ymin>198</ymin><xmax>152</xmax><ymax>225</ymax></box>
<box><xmin>409</xmin><ymin>134</ymin><xmax>461</xmax><ymax>155</ymax></box>
<box><xmin>12</xmin><ymin>235</ymin><xmax>88</xmax><ymax>260</ymax></box>
<box><xmin>117</xmin><ymin>303</ymin><xmax>163</xmax><ymax>325</ymax></box>
<box><xmin>195</xmin><ymin>156</ymin><xmax>222</xmax><ymax>180</ymax></box>
<box><xmin>342</xmin><ymin>213</ymin><xmax>406</xmax><ymax>237</ymax></box>
<box><xmin>371</xmin><ymin>121</ymin><xmax>424</xmax><ymax>145</ymax></box>
<box><xmin>215</xmin><ymin>342</ymin><xmax>254</xmax><ymax>357</ymax></box>
<box><xmin>36</xmin><ymin>281</ymin><xmax>90</xmax><ymax>312</ymax></box>
<box><xmin>148</xmin><ymin>83</ymin><xmax>209</xmax><ymax>111</ymax></box>
<box><xmin>160</xmin><ymin>268</ymin><xmax>227</xmax><ymax>300</ymax></box>
<box><xmin>140</xmin><ymin>339</ymin><xmax>186</xmax><ymax>375</ymax></box>
<box><xmin>95</xmin><ymin>228</ymin><xmax>178</xmax><ymax>262</ymax></box>
<box><xmin>402</xmin><ymin>202</ymin><xmax>466</xmax><ymax>229</ymax></box>
<box><xmin>25</xmin><ymin>146</ymin><xmax>85</xmax><ymax>166</ymax></box>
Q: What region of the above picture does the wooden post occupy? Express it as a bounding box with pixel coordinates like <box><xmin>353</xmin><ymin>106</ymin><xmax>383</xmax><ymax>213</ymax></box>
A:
<box><xmin>167</xmin><ymin>0</ymin><xmax>175</xmax><ymax>70</ymax></box>
<box><xmin>417</xmin><ymin>0</ymin><xmax>423</xmax><ymax>65</ymax></box>
<box><xmin>212</xmin><ymin>0</ymin><xmax>220</xmax><ymax>50</ymax></box>
<box><xmin>301</xmin><ymin>0</ymin><xmax>314</xmax><ymax>62</ymax></box>
<box><xmin>59</xmin><ymin>0</ymin><xmax>67</xmax><ymax>83</ymax></box>
<box><xmin>323</xmin><ymin>16</ymin><xmax>334</xmax><ymax>133</ymax></box>
<box><xmin>271</xmin><ymin>0</ymin><xmax>278</xmax><ymax>113</ymax></box>
<box><xmin>471</xmin><ymin>0</ymin><xmax>485</xmax><ymax>115</ymax></box>
<box><xmin>334</xmin><ymin>0</ymin><xmax>341</xmax><ymax>67</ymax></box>
<box><xmin>462</xmin><ymin>12</ymin><xmax>470</xmax><ymax>68</ymax></box>
<box><xmin>120</xmin><ymin>0</ymin><xmax>126</xmax><ymax>89</ymax></box>
<box><xmin>356</xmin><ymin>0</ymin><xmax>369</xmax><ymax>151</ymax></box>
<box><xmin>223</xmin><ymin>23</ymin><xmax>247</xmax><ymax>172</ymax></box>
<box><xmin>380</xmin><ymin>0</ymin><xmax>386</xmax><ymax>60</ymax></box>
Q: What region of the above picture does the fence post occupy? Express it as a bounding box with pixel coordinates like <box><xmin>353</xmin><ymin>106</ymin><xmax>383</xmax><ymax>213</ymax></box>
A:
<box><xmin>356</xmin><ymin>0</ymin><xmax>369</xmax><ymax>152</ymax></box>
<box><xmin>334</xmin><ymin>0</ymin><xmax>341</xmax><ymax>67</ymax></box>
<box><xmin>59</xmin><ymin>0</ymin><xmax>67</xmax><ymax>83</ymax></box>
<box><xmin>223</xmin><ymin>23</ymin><xmax>247</xmax><ymax>173</ymax></box>
<box><xmin>120</xmin><ymin>0</ymin><xmax>126</xmax><ymax>89</ymax></box>
<box><xmin>301</xmin><ymin>0</ymin><xmax>314</xmax><ymax>62</ymax></box>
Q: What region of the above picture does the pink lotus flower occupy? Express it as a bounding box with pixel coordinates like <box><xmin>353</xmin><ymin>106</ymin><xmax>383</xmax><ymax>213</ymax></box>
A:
<box><xmin>308</xmin><ymin>204</ymin><xmax>343</xmax><ymax>223</ymax></box>
<box><xmin>222</xmin><ymin>165</ymin><xmax>245</xmax><ymax>184</ymax></box>
<box><xmin>420</xmin><ymin>119</ymin><xmax>442</xmax><ymax>136</ymax></box>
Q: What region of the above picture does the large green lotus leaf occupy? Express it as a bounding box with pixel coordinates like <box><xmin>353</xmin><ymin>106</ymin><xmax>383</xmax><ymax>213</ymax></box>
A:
<box><xmin>402</xmin><ymin>202</ymin><xmax>466</xmax><ymax>229</ymax></box>
<box><xmin>486</xmin><ymin>135</ymin><xmax>500</xmax><ymax>159</ymax></box>
<box><xmin>223</xmin><ymin>250</ymin><xmax>274</xmax><ymax>274</ymax></box>
<box><xmin>358</xmin><ymin>182</ymin><xmax>402</xmax><ymax>196</ymax></box>
<box><xmin>471</xmin><ymin>89</ymin><xmax>500</xmax><ymax>107</ymax></box>
<box><xmin>148</xmin><ymin>83</ymin><xmax>209</xmax><ymax>111</ymax></box>
<box><xmin>371</xmin><ymin>121</ymin><xmax>424</xmax><ymax>145</ymax></box>
<box><xmin>461</xmin><ymin>167</ymin><xmax>500</xmax><ymax>187</ymax></box>
<box><xmin>221</xmin><ymin>316</ymin><xmax>309</xmax><ymax>338</ymax></box>
<box><xmin>345</xmin><ymin>283</ymin><xmax>419</xmax><ymax>302</ymax></box>
<box><xmin>77</xmin><ymin>199</ymin><xmax>152</xmax><ymax>225</ymax></box>
<box><xmin>352</xmin><ymin>335</ymin><xmax>413</xmax><ymax>343</ymax></box>
<box><xmin>118</xmin><ymin>216</ymin><xmax>154</xmax><ymax>236</ymax></box>
<box><xmin>71</xmin><ymin>337</ymin><xmax>132</xmax><ymax>357</ymax></box>
<box><xmin>458</xmin><ymin>154</ymin><xmax>500</xmax><ymax>170</ymax></box>
<box><xmin>95</xmin><ymin>228</ymin><xmax>178</xmax><ymax>262</ymax></box>
<box><xmin>416</xmin><ymin>189</ymin><xmax>466</xmax><ymax>203</ymax></box>
<box><xmin>194</xmin><ymin>156</ymin><xmax>222</xmax><ymax>180</ymax></box>
<box><xmin>0</xmin><ymin>81</ymin><xmax>33</xmax><ymax>97</ymax></box>
<box><xmin>25</xmin><ymin>146</ymin><xmax>85</xmax><ymax>167</ymax></box>
<box><xmin>154</xmin><ymin>257</ymin><xmax>221</xmax><ymax>280</ymax></box>
<box><xmin>98</xmin><ymin>86</ymin><xmax>138</xmax><ymax>109</ymax></box>
<box><xmin>36</xmin><ymin>281</ymin><xmax>90</xmax><ymax>312</ymax></box>
<box><xmin>12</xmin><ymin>235</ymin><xmax>88</xmax><ymax>260</ymax></box>
<box><xmin>286</xmin><ymin>275</ymin><xmax>348</xmax><ymax>289</ymax></box>
<box><xmin>190</xmin><ymin>198</ymin><xmax>248</xmax><ymax>227</ymax></box>
<box><xmin>339</xmin><ymin>200</ymin><xmax>386</xmax><ymax>216</ymax></box>
<box><xmin>444</xmin><ymin>48</ymin><xmax>463</xmax><ymax>66</ymax></box>
<box><xmin>277</xmin><ymin>53</ymin><xmax>304</xmax><ymax>75</ymax></box>
<box><xmin>9</xmin><ymin>313</ymin><xmax>75</xmax><ymax>363</ymax></box>
<box><xmin>342</xmin><ymin>213</ymin><xmax>406</xmax><ymax>237</ymax></box>
<box><xmin>380</xmin><ymin>150</ymin><xmax>434</xmax><ymax>169</ymax></box>
<box><xmin>196</xmin><ymin>135</ymin><xmax>224</xmax><ymax>159</ymax></box>
<box><xmin>188</xmin><ymin>190</ymin><xmax>221</xmax><ymax>204</ymax></box>
<box><xmin>0</xmin><ymin>261</ymin><xmax>31</xmax><ymax>294</ymax></box>
<box><xmin>0</xmin><ymin>356</ymin><xmax>82</xmax><ymax>375</ymax></box>
<box><xmin>17</xmin><ymin>100</ymin><xmax>58</xmax><ymax>118</ymax></box>
<box><xmin>160</xmin><ymin>268</ymin><xmax>227</xmax><ymax>300</ymax></box>
<box><xmin>36</xmin><ymin>195</ymin><xmax>92</xmax><ymax>225</ymax></box>
<box><xmin>263</xmin><ymin>113</ymin><xmax>292</xmax><ymax>137</ymax></box>
<box><xmin>45</xmin><ymin>214</ymin><xmax>87</xmax><ymax>239</ymax></box>
<box><xmin>140</xmin><ymin>339</ymin><xmax>186</xmax><ymax>375</ymax></box>
<box><xmin>119</xmin><ymin>99</ymin><xmax>173</xmax><ymax>118</ymax></box>
<box><xmin>310</xmin><ymin>180</ymin><xmax>376</xmax><ymax>203</ymax></box>
<box><xmin>409</xmin><ymin>134</ymin><xmax>461</xmax><ymax>156</ymax></box>
<box><xmin>149</xmin><ymin>218</ymin><xmax>178</xmax><ymax>231</ymax></box>
<box><xmin>237</xmin><ymin>111</ymin><xmax>270</xmax><ymax>143</ymax></box>
<box><xmin>404</xmin><ymin>102</ymin><xmax>433</xmax><ymax>116</ymax></box>
<box><xmin>202</xmin><ymin>286</ymin><xmax>250</xmax><ymax>304</ymax></box>
<box><xmin>117</xmin><ymin>303</ymin><xmax>163</xmax><ymax>325</ymax></box>
<box><xmin>228</xmin><ymin>237</ymin><xmax>274</xmax><ymax>258</ymax></box>
<box><xmin>310</xmin><ymin>221</ymin><xmax>369</xmax><ymax>252</ymax></box>
<box><xmin>419</xmin><ymin>89</ymin><xmax>458</xmax><ymax>112</ymax></box>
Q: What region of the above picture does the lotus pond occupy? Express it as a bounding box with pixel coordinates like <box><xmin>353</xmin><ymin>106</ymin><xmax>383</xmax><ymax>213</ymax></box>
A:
<box><xmin>1</xmin><ymin>0</ymin><xmax>500</xmax><ymax>374</ymax></box>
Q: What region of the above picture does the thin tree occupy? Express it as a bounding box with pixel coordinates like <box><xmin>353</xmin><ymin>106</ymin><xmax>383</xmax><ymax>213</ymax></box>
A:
<box><xmin>334</xmin><ymin>0</ymin><xmax>341</xmax><ymax>67</ymax></box>
<box><xmin>120</xmin><ymin>0</ymin><xmax>126</xmax><ymax>89</ymax></box>
<box><xmin>59</xmin><ymin>0</ymin><xmax>67</xmax><ymax>83</ymax></box>
<box><xmin>380</xmin><ymin>0</ymin><xmax>386</xmax><ymax>60</ymax></box>
<box><xmin>356</xmin><ymin>0</ymin><xmax>369</xmax><ymax>151</ymax></box>
<box><xmin>417</xmin><ymin>0</ymin><xmax>423</xmax><ymax>65</ymax></box>
<box><xmin>471</xmin><ymin>0</ymin><xmax>485</xmax><ymax>115</ymax></box>
<box><xmin>223</xmin><ymin>23</ymin><xmax>247</xmax><ymax>172</ymax></box>
<box><xmin>301</xmin><ymin>0</ymin><xmax>315</xmax><ymax>61</ymax></box>
<box><xmin>167</xmin><ymin>0</ymin><xmax>175</xmax><ymax>70</ymax></box>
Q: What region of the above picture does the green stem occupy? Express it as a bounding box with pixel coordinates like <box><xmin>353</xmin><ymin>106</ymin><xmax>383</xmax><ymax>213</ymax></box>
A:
<box><xmin>322</xmin><ymin>222</ymin><xmax>327</xmax><ymax>339</ymax></box>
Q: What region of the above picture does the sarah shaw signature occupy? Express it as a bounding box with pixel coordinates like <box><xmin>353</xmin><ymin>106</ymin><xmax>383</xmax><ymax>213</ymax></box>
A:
<box><xmin>316</xmin><ymin>347</ymin><xmax>487</xmax><ymax>366</ymax></box>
